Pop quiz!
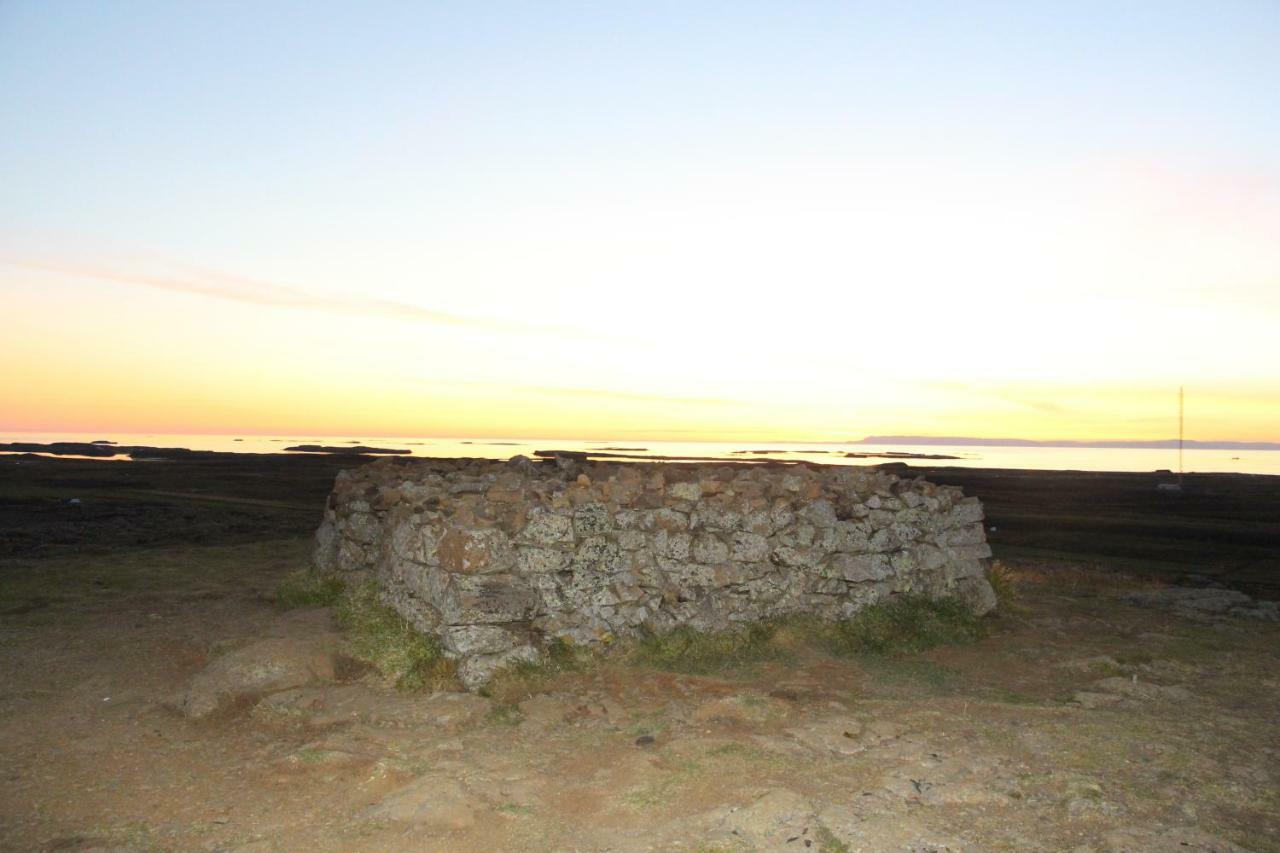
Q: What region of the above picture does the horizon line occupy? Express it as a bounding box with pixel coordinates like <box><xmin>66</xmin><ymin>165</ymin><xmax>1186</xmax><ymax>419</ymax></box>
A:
<box><xmin>3</xmin><ymin>428</ymin><xmax>1279</xmax><ymax>451</ymax></box>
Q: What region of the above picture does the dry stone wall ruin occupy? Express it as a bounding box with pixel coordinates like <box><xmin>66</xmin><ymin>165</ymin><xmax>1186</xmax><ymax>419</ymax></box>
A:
<box><xmin>314</xmin><ymin>456</ymin><xmax>997</xmax><ymax>688</ymax></box>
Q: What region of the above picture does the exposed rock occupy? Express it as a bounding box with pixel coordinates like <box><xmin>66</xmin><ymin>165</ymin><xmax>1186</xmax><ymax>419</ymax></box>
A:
<box><xmin>1072</xmin><ymin>691</ymin><xmax>1125</xmax><ymax>710</ymax></box>
<box><xmin>710</xmin><ymin>788</ymin><xmax>817</xmax><ymax>848</ymax></box>
<box><xmin>818</xmin><ymin>810</ymin><xmax>977</xmax><ymax>852</ymax></box>
<box><xmin>1123</xmin><ymin>587</ymin><xmax>1279</xmax><ymax>622</ymax></box>
<box><xmin>314</xmin><ymin>457</ymin><xmax>997</xmax><ymax>687</ymax></box>
<box><xmin>1092</xmin><ymin>677</ymin><xmax>1193</xmax><ymax>704</ymax></box>
<box><xmin>177</xmin><ymin>635</ymin><xmax>340</xmax><ymax>720</ymax></box>
<box><xmin>365</xmin><ymin>773</ymin><xmax>483</xmax><ymax>829</ymax></box>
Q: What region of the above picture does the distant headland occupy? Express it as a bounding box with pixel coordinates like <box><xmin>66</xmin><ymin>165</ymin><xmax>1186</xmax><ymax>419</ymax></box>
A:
<box><xmin>852</xmin><ymin>436</ymin><xmax>1280</xmax><ymax>451</ymax></box>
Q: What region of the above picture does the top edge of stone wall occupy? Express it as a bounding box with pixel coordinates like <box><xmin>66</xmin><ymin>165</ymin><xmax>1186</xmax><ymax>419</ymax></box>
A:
<box><xmin>313</xmin><ymin>454</ymin><xmax>995</xmax><ymax>688</ymax></box>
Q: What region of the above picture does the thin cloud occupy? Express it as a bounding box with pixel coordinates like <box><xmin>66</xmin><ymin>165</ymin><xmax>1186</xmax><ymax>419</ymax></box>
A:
<box><xmin>922</xmin><ymin>381</ymin><xmax>1065</xmax><ymax>415</ymax></box>
<box><xmin>3</xmin><ymin>256</ymin><xmax>578</xmax><ymax>337</ymax></box>
<box><xmin>520</xmin><ymin>385</ymin><xmax>743</xmax><ymax>407</ymax></box>
<box><xmin>422</xmin><ymin>379</ymin><xmax>744</xmax><ymax>408</ymax></box>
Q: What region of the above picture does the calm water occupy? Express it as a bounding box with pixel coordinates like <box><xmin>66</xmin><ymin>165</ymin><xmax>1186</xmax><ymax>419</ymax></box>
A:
<box><xmin>3</xmin><ymin>432</ymin><xmax>1278</xmax><ymax>475</ymax></box>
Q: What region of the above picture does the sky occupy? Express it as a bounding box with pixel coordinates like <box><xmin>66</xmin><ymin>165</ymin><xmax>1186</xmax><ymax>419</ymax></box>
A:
<box><xmin>2</xmin><ymin>1</ymin><xmax>1278</xmax><ymax>442</ymax></box>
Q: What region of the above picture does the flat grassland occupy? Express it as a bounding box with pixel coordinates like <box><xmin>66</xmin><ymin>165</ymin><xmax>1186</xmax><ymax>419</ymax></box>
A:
<box><xmin>1</xmin><ymin>454</ymin><xmax>1277</xmax><ymax>851</ymax></box>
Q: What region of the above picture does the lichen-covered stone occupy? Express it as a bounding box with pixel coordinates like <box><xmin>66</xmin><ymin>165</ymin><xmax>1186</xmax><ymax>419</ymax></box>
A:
<box><xmin>830</xmin><ymin>553</ymin><xmax>892</xmax><ymax>582</ymax></box>
<box><xmin>517</xmin><ymin>508</ymin><xmax>574</xmax><ymax>545</ymax></box>
<box><xmin>313</xmin><ymin>456</ymin><xmax>997</xmax><ymax>688</ymax></box>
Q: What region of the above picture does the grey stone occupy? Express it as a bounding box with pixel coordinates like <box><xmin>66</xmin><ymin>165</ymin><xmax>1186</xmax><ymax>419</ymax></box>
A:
<box><xmin>442</xmin><ymin>625</ymin><xmax>521</xmax><ymax>656</ymax></box>
<box><xmin>573</xmin><ymin>536</ymin><xmax>623</xmax><ymax>572</ymax></box>
<box><xmin>515</xmin><ymin>547</ymin><xmax>569</xmax><ymax>574</ymax></box>
<box><xmin>869</xmin><ymin>527</ymin><xmax>902</xmax><ymax>552</ymax></box>
<box><xmin>573</xmin><ymin>502</ymin><xmax>614</xmax><ymax>536</ymax></box>
<box><xmin>691</xmin><ymin>534</ymin><xmax>730</xmax><ymax>564</ymax></box>
<box><xmin>668</xmin><ymin>481</ymin><xmax>702</xmax><ymax>501</ymax></box>
<box><xmin>831</xmin><ymin>553</ymin><xmax>892</xmax><ymax>582</ymax></box>
<box><xmin>802</xmin><ymin>499</ymin><xmax>838</xmax><ymax>526</ymax></box>
<box><xmin>950</xmin><ymin>497</ymin><xmax>985</xmax><ymax>524</ymax></box>
<box><xmin>518</xmin><ymin>509</ymin><xmax>574</xmax><ymax>545</ymax></box>
<box><xmin>456</xmin><ymin>645</ymin><xmax>540</xmax><ymax>690</ymax></box>
<box><xmin>647</xmin><ymin>507</ymin><xmax>690</xmax><ymax>531</ymax></box>
<box><xmin>440</xmin><ymin>574</ymin><xmax>541</xmax><ymax>624</ymax></box>
<box><xmin>730</xmin><ymin>531</ymin><xmax>769</xmax><ymax>562</ymax></box>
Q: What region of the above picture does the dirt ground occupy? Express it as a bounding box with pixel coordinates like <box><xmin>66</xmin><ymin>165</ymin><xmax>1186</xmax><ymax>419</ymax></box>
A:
<box><xmin>1</xmin><ymin>456</ymin><xmax>1278</xmax><ymax>851</ymax></box>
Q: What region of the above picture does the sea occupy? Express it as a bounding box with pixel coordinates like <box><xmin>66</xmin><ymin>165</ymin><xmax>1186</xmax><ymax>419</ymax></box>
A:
<box><xmin>3</xmin><ymin>432</ymin><xmax>1278</xmax><ymax>476</ymax></box>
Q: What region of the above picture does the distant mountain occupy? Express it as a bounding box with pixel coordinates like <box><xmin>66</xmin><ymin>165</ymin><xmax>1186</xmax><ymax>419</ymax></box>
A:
<box><xmin>853</xmin><ymin>436</ymin><xmax>1280</xmax><ymax>451</ymax></box>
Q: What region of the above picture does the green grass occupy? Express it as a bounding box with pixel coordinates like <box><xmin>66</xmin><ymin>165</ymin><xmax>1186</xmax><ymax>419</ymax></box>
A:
<box><xmin>274</xmin><ymin>569</ymin><xmax>345</xmax><ymax>609</ymax></box>
<box><xmin>334</xmin><ymin>580</ymin><xmax>455</xmax><ymax>691</ymax></box>
<box><xmin>809</xmin><ymin>594</ymin><xmax>988</xmax><ymax>656</ymax></box>
<box><xmin>625</xmin><ymin>595</ymin><xmax>988</xmax><ymax>677</ymax></box>
<box><xmin>813</xmin><ymin>825</ymin><xmax>852</xmax><ymax>853</ymax></box>
<box><xmin>495</xmin><ymin>803</ymin><xmax>534</xmax><ymax>816</ymax></box>
<box><xmin>628</xmin><ymin>620</ymin><xmax>789</xmax><ymax>675</ymax></box>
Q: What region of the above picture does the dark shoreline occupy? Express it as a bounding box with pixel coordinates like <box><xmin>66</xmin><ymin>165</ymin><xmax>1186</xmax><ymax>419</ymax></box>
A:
<box><xmin>2</xmin><ymin>451</ymin><xmax>1277</xmax><ymax>599</ymax></box>
<box><xmin>2</xmin><ymin>440</ymin><xmax>1275</xmax><ymax>477</ymax></box>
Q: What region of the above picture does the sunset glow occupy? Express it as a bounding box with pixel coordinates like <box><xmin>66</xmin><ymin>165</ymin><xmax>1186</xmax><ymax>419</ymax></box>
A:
<box><xmin>3</xmin><ymin>3</ymin><xmax>1277</xmax><ymax>443</ymax></box>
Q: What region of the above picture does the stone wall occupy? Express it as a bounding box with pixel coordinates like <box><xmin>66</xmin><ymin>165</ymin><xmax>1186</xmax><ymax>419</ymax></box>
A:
<box><xmin>313</xmin><ymin>456</ymin><xmax>997</xmax><ymax>688</ymax></box>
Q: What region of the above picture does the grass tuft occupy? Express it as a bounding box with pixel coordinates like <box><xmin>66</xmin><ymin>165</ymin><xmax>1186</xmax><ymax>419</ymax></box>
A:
<box><xmin>985</xmin><ymin>560</ymin><xmax>1023</xmax><ymax>614</ymax></box>
<box><xmin>274</xmin><ymin>569</ymin><xmax>345</xmax><ymax>609</ymax></box>
<box><xmin>485</xmin><ymin>703</ymin><xmax>524</xmax><ymax>726</ymax></box>
<box><xmin>628</xmin><ymin>620</ymin><xmax>790</xmax><ymax>675</ymax></box>
<box><xmin>810</xmin><ymin>594</ymin><xmax>987</xmax><ymax>657</ymax></box>
<box><xmin>334</xmin><ymin>581</ymin><xmax>456</xmax><ymax>691</ymax></box>
<box><xmin>813</xmin><ymin>824</ymin><xmax>852</xmax><ymax>852</ymax></box>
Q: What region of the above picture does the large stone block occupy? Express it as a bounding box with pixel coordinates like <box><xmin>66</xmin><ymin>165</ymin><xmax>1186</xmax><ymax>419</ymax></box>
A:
<box><xmin>437</xmin><ymin>527</ymin><xmax>511</xmax><ymax>574</ymax></box>
<box><xmin>949</xmin><ymin>497</ymin><xmax>985</xmax><ymax>525</ymax></box>
<box><xmin>439</xmin><ymin>574</ymin><xmax>542</xmax><ymax>625</ymax></box>
<box><xmin>518</xmin><ymin>509</ymin><xmax>574</xmax><ymax>545</ymax></box>
<box><xmin>829</xmin><ymin>553</ymin><xmax>892</xmax><ymax>583</ymax></box>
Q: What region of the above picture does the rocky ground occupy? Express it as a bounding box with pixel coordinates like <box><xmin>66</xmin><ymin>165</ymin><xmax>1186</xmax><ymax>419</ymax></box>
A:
<box><xmin>1</xmin><ymin>455</ymin><xmax>1277</xmax><ymax>851</ymax></box>
<box><xmin>1</xmin><ymin>534</ymin><xmax>1277</xmax><ymax>852</ymax></box>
